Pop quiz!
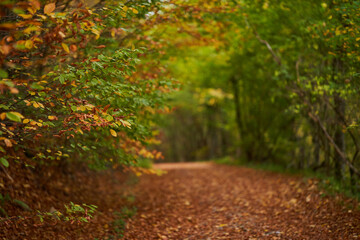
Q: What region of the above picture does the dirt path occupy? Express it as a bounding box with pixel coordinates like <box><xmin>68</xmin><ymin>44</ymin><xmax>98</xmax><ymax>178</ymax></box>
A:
<box><xmin>123</xmin><ymin>162</ymin><xmax>360</xmax><ymax>239</ymax></box>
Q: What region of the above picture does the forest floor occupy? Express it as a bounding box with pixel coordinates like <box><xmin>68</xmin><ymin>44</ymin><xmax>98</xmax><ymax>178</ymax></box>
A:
<box><xmin>123</xmin><ymin>162</ymin><xmax>360</xmax><ymax>240</ymax></box>
<box><xmin>1</xmin><ymin>161</ymin><xmax>359</xmax><ymax>239</ymax></box>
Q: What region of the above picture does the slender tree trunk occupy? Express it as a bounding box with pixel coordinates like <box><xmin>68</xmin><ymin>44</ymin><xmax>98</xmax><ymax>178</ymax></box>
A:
<box><xmin>230</xmin><ymin>76</ymin><xmax>243</xmax><ymax>158</ymax></box>
<box><xmin>332</xmin><ymin>53</ymin><xmax>346</xmax><ymax>180</ymax></box>
<box><xmin>333</xmin><ymin>93</ymin><xmax>346</xmax><ymax>180</ymax></box>
<box><xmin>310</xmin><ymin>119</ymin><xmax>320</xmax><ymax>166</ymax></box>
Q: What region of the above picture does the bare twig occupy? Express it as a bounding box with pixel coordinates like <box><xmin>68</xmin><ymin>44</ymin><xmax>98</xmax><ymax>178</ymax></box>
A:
<box><xmin>0</xmin><ymin>165</ymin><xmax>14</xmax><ymax>183</ymax></box>
<box><xmin>244</xmin><ymin>17</ymin><xmax>282</xmax><ymax>66</ymax></box>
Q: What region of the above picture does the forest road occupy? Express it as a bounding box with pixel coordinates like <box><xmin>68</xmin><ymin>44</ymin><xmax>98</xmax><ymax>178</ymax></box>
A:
<box><xmin>123</xmin><ymin>162</ymin><xmax>360</xmax><ymax>239</ymax></box>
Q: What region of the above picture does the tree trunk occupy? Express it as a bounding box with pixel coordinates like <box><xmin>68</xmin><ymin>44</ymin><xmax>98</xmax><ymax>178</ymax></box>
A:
<box><xmin>230</xmin><ymin>76</ymin><xmax>243</xmax><ymax>158</ymax></box>
<box><xmin>333</xmin><ymin>93</ymin><xmax>346</xmax><ymax>180</ymax></box>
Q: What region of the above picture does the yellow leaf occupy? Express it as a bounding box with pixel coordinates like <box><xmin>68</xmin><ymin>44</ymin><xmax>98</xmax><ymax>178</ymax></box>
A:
<box><xmin>123</xmin><ymin>6</ymin><xmax>128</xmax><ymax>12</ymax></box>
<box><xmin>120</xmin><ymin>119</ymin><xmax>131</xmax><ymax>129</ymax></box>
<box><xmin>25</xmin><ymin>40</ymin><xmax>33</xmax><ymax>49</ymax></box>
<box><xmin>78</xmin><ymin>128</ymin><xmax>83</xmax><ymax>134</ymax></box>
<box><xmin>111</xmin><ymin>29</ymin><xmax>116</xmax><ymax>38</ymax></box>
<box><xmin>90</xmin><ymin>28</ymin><xmax>100</xmax><ymax>39</ymax></box>
<box><xmin>18</xmin><ymin>14</ymin><xmax>33</xmax><ymax>19</ymax></box>
<box><xmin>23</xmin><ymin>119</ymin><xmax>30</xmax><ymax>124</ymax></box>
<box><xmin>110</xmin><ymin>129</ymin><xmax>117</xmax><ymax>137</ymax></box>
<box><xmin>61</xmin><ymin>43</ymin><xmax>70</xmax><ymax>53</ymax></box>
<box><xmin>38</xmin><ymin>14</ymin><xmax>47</xmax><ymax>20</ymax></box>
<box><xmin>44</xmin><ymin>3</ymin><xmax>56</xmax><ymax>15</ymax></box>
<box><xmin>132</xmin><ymin>8</ymin><xmax>139</xmax><ymax>14</ymax></box>
<box><xmin>335</xmin><ymin>29</ymin><xmax>341</xmax><ymax>36</ymax></box>
<box><xmin>48</xmin><ymin>116</ymin><xmax>56</xmax><ymax>120</ymax></box>
<box><xmin>33</xmin><ymin>102</ymin><xmax>40</xmax><ymax>108</ymax></box>
<box><xmin>27</xmin><ymin>7</ymin><xmax>36</xmax><ymax>15</ymax></box>
<box><xmin>23</xmin><ymin>25</ymin><xmax>42</xmax><ymax>34</ymax></box>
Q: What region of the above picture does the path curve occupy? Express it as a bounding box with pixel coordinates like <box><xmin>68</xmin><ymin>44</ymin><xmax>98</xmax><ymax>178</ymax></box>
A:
<box><xmin>124</xmin><ymin>162</ymin><xmax>360</xmax><ymax>239</ymax></box>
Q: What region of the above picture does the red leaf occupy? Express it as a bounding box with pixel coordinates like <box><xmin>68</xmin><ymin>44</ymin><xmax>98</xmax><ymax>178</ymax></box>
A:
<box><xmin>103</xmin><ymin>104</ymin><xmax>111</xmax><ymax>112</ymax></box>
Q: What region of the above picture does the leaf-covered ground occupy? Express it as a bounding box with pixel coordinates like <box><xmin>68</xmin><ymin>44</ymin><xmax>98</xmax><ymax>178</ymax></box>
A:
<box><xmin>0</xmin><ymin>161</ymin><xmax>135</xmax><ymax>239</ymax></box>
<box><xmin>1</xmin><ymin>162</ymin><xmax>359</xmax><ymax>239</ymax></box>
<box><xmin>124</xmin><ymin>162</ymin><xmax>360</xmax><ymax>239</ymax></box>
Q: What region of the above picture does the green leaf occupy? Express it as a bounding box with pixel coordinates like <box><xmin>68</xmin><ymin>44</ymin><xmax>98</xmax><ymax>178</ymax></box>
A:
<box><xmin>0</xmin><ymin>69</ymin><xmax>8</xmax><ymax>78</ymax></box>
<box><xmin>0</xmin><ymin>157</ymin><xmax>8</xmax><ymax>167</ymax></box>
<box><xmin>106</xmin><ymin>115</ymin><xmax>114</xmax><ymax>121</ymax></box>
<box><xmin>30</xmin><ymin>83</ymin><xmax>44</xmax><ymax>90</ymax></box>
<box><xmin>13</xmin><ymin>199</ymin><xmax>32</xmax><ymax>211</ymax></box>
<box><xmin>6</xmin><ymin>112</ymin><xmax>23</xmax><ymax>122</ymax></box>
<box><xmin>0</xmin><ymin>207</ymin><xmax>8</xmax><ymax>217</ymax></box>
<box><xmin>0</xmin><ymin>104</ymin><xmax>9</xmax><ymax>110</ymax></box>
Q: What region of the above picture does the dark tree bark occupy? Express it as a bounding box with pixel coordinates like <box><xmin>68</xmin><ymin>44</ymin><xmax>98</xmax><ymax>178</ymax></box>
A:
<box><xmin>333</xmin><ymin>93</ymin><xmax>346</xmax><ymax>180</ymax></box>
<box><xmin>230</xmin><ymin>76</ymin><xmax>243</xmax><ymax>158</ymax></box>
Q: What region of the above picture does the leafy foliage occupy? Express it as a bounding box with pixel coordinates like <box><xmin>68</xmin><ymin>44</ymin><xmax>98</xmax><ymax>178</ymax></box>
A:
<box><xmin>0</xmin><ymin>0</ymin><xmax>170</xmax><ymax>168</ymax></box>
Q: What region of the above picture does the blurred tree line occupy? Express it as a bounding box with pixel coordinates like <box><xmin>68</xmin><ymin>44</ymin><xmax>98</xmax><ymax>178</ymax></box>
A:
<box><xmin>154</xmin><ymin>0</ymin><xmax>360</xmax><ymax>193</ymax></box>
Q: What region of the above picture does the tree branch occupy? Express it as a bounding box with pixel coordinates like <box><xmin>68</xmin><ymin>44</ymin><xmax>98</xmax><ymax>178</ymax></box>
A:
<box><xmin>308</xmin><ymin>112</ymin><xmax>360</xmax><ymax>177</ymax></box>
<box><xmin>244</xmin><ymin>17</ymin><xmax>282</xmax><ymax>66</ymax></box>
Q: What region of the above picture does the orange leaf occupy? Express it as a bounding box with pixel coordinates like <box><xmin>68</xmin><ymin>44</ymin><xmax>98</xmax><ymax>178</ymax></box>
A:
<box><xmin>1</xmin><ymin>45</ymin><xmax>11</xmax><ymax>55</ymax></box>
<box><xmin>4</xmin><ymin>139</ymin><xmax>12</xmax><ymax>147</ymax></box>
<box><xmin>30</xmin><ymin>0</ymin><xmax>41</xmax><ymax>10</ymax></box>
<box><xmin>95</xmin><ymin>45</ymin><xmax>106</xmax><ymax>49</ymax></box>
<box><xmin>70</xmin><ymin>44</ymin><xmax>77</xmax><ymax>52</ymax></box>
<box><xmin>44</xmin><ymin>3</ymin><xmax>56</xmax><ymax>15</ymax></box>
<box><xmin>10</xmin><ymin>87</ymin><xmax>19</xmax><ymax>94</ymax></box>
